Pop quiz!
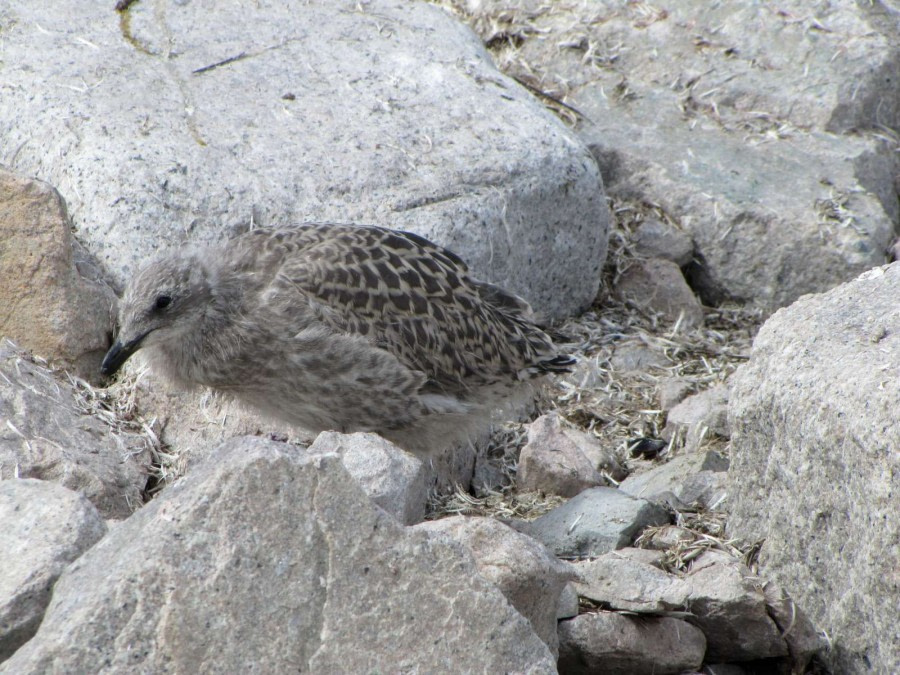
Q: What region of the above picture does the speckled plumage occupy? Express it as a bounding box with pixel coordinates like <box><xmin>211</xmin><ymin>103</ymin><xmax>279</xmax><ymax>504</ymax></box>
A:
<box><xmin>101</xmin><ymin>223</ymin><xmax>573</xmax><ymax>450</ymax></box>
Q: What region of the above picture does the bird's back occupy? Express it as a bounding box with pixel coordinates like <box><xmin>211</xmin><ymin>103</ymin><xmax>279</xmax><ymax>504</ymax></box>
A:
<box><xmin>223</xmin><ymin>223</ymin><xmax>570</xmax><ymax>394</ymax></box>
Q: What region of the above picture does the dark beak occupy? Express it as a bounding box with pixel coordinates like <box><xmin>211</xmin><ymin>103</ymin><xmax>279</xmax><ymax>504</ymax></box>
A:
<box><xmin>100</xmin><ymin>333</ymin><xmax>148</xmax><ymax>377</ymax></box>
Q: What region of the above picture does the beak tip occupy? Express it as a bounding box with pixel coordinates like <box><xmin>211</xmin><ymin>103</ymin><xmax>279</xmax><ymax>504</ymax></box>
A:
<box><xmin>100</xmin><ymin>339</ymin><xmax>129</xmax><ymax>378</ymax></box>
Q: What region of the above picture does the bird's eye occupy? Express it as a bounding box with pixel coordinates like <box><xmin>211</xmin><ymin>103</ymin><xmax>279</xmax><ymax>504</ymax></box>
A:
<box><xmin>154</xmin><ymin>295</ymin><xmax>173</xmax><ymax>310</ymax></box>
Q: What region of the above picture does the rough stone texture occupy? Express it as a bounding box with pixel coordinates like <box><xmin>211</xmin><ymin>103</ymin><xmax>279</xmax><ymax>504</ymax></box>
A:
<box><xmin>458</xmin><ymin>1</ymin><xmax>899</xmax><ymax>310</ymax></box>
<box><xmin>619</xmin><ymin>449</ymin><xmax>729</xmax><ymax>510</ymax></box>
<box><xmin>572</xmin><ymin>551</ymin><xmax>689</xmax><ymax>614</ymax></box>
<box><xmin>1</xmin><ymin>437</ymin><xmax>556</xmax><ymax>674</ymax></box>
<box><xmin>0</xmin><ymin>170</ymin><xmax>117</xmax><ymax>382</ymax></box>
<box><xmin>517</xmin><ymin>413</ymin><xmax>607</xmax><ymax>497</ymax></box>
<box><xmin>685</xmin><ymin>551</ymin><xmax>788</xmax><ymax>663</ymax></box>
<box><xmin>729</xmin><ymin>263</ymin><xmax>900</xmax><ymax>674</ymax></box>
<box><xmin>557</xmin><ymin>611</ymin><xmax>706</xmax><ymax>675</ymax></box>
<box><xmin>568</xmin><ymin>548</ymin><xmax>823</xmax><ymax>669</ymax></box>
<box><xmin>658</xmin><ymin>378</ymin><xmax>693</xmax><ymax>411</ymax></box>
<box><xmin>614</xmin><ymin>258</ymin><xmax>704</xmax><ymax>328</ymax></box>
<box><xmin>556</xmin><ymin>582</ymin><xmax>579</xmax><ymax>620</ymax></box>
<box><xmin>640</xmin><ymin>525</ymin><xmax>697</xmax><ymax>552</ymax></box>
<box><xmin>416</xmin><ymin>515</ymin><xmax>574</xmax><ymax>656</ymax></box>
<box><xmin>514</xmin><ymin>487</ymin><xmax>670</xmax><ymax>559</ymax></box>
<box><xmin>0</xmin><ymin>343</ymin><xmax>152</xmax><ymax>520</ymax></box>
<box><xmin>0</xmin><ymin>479</ymin><xmax>107</xmax><ymax>663</ymax></box>
<box><xmin>562</xmin><ymin>424</ymin><xmax>627</xmax><ymax>482</ymax></box>
<box><xmin>0</xmin><ymin>0</ymin><xmax>608</xmax><ymax>321</ymax></box>
<box><xmin>663</xmin><ymin>384</ymin><xmax>731</xmax><ymax>450</ymax></box>
<box><xmin>764</xmin><ymin>580</ymin><xmax>829</xmax><ymax>670</ymax></box>
<box><xmin>308</xmin><ymin>431</ymin><xmax>427</xmax><ymax>525</ymax></box>
<box><xmin>631</xmin><ymin>218</ymin><xmax>694</xmax><ymax>267</ymax></box>
<box><xmin>611</xmin><ymin>546</ymin><xmax>666</xmax><ymax>569</ymax></box>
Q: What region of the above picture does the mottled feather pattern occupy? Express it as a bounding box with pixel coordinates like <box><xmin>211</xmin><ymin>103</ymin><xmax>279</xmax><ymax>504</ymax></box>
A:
<box><xmin>103</xmin><ymin>222</ymin><xmax>573</xmax><ymax>448</ymax></box>
<box><xmin>237</xmin><ymin>224</ymin><xmax>562</xmax><ymax>388</ymax></box>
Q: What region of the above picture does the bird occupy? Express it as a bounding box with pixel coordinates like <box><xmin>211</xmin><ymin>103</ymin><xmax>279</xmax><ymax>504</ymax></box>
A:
<box><xmin>101</xmin><ymin>223</ymin><xmax>574</xmax><ymax>453</ymax></box>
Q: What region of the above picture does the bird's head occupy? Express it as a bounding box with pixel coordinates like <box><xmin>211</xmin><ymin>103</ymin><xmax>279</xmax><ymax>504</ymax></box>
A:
<box><xmin>101</xmin><ymin>252</ymin><xmax>211</xmax><ymax>377</ymax></box>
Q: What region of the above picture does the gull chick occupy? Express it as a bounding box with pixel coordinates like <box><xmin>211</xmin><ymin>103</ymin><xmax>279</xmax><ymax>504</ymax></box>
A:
<box><xmin>101</xmin><ymin>224</ymin><xmax>573</xmax><ymax>451</ymax></box>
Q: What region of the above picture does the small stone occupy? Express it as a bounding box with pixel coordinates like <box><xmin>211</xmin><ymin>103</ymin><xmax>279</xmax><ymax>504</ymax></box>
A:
<box><xmin>558</xmin><ymin>611</ymin><xmax>706</xmax><ymax>675</ymax></box>
<box><xmin>658</xmin><ymin>378</ymin><xmax>693</xmax><ymax>410</ymax></box>
<box><xmin>615</xmin><ymin>258</ymin><xmax>704</xmax><ymax>329</ymax></box>
<box><xmin>513</xmin><ymin>487</ymin><xmax>670</xmax><ymax>559</ymax></box>
<box><xmin>632</xmin><ymin>218</ymin><xmax>694</xmax><ymax>267</ymax></box>
<box><xmin>0</xmin><ymin>169</ymin><xmax>117</xmax><ymax>381</ymax></box>
<box><xmin>610</xmin><ymin>340</ymin><xmax>671</xmax><ymax>373</ymax></box>
<box><xmin>619</xmin><ymin>450</ymin><xmax>729</xmax><ymax>509</ymax></box>
<box><xmin>640</xmin><ymin>525</ymin><xmax>696</xmax><ymax>551</ymax></box>
<box><xmin>556</xmin><ymin>582</ymin><xmax>580</xmax><ymax>620</ymax></box>
<box><xmin>518</xmin><ymin>414</ymin><xmax>624</xmax><ymax>497</ymax></box>
<box><xmin>663</xmin><ymin>384</ymin><xmax>730</xmax><ymax>442</ymax></box>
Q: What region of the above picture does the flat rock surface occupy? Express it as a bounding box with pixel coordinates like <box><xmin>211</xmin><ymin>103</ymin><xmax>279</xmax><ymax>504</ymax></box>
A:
<box><xmin>0</xmin><ymin>479</ymin><xmax>107</xmax><ymax>662</ymax></box>
<box><xmin>0</xmin><ymin>343</ymin><xmax>152</xmax><ymax>520</ymax></box>
<box><xmin>619</xmin><ymin>449</ymin><xmax>728</xmax><ymax>509</ymax></box>
<box><xmin>309</xmin><ymin>431</ymin><xmax>427</xmax><ymax>525</ymax></box>
<box><xmin>729</xmin><ymin>263</ymin><xmax>900</xmax><ymax>673</ymax></box>
<box><xmin>0</xmin><ymin>0</ymin><xmax>608</xmax><ymax>320</ymax></box>
<box><xmin>0</xmin><ymin>437</ymin><xmax>555</xmax><ymax>673</ymax></box>
<box><xmin>416</xmin><ymin>515</ymin><xmax>574</xmax><ymax>656</ymax></box>
<box><xmin>457</xmin><ymin>0</ymin><xmax>899</xmax><ymax>309</ymax></box>
<box><xmin>572</xmin><ymin>551</ymin><xmax>689</xmax><ymax>614</ymax></box>
<box><xmin>514</xmin><ymin>487</ymin><xmax>670</xmax><ymax>559</ymax></box>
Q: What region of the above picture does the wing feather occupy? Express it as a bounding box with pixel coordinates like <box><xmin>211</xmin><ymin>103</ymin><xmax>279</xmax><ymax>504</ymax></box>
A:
<box><xmin>237</xmin><ymin>223</ymin><xmax>559</xmax><ymax>387</ymax></box>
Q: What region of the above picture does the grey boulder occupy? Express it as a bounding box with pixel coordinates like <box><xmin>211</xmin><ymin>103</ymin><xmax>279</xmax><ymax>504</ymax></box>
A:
<box><xmin>0</xmin><ymin>437</ymin><xmax>555</xmax><ymax>673</ymax></box>
<box><xmin>0</xmin><ymin>0</ymin><xmax>607</xmax><ymax>321</ymax></box>
<box><xmin>729</xmin><ymin>262</ymin><xmax>900</xmax><ymax>674</ymax></box>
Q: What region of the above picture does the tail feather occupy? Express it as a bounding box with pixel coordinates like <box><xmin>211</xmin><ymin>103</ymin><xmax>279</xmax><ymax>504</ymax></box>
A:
<box><xmin>518</xmin><ymin>353</ymin><xmax>575</xmax><ymax>379</ymax></box>
<box><xmin>537</xmin><ymin>354</ymin><xmax>576</xmax><ymax>373</ymax></box>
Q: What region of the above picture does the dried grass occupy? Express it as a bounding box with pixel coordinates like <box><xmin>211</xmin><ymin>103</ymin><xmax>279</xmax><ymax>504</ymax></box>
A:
<box><xmin>65</xmin><ymin>364</ymin><xmax>176</xmax><ymax>497</ymax></box>
<box><xmin>427</xmin><ymin>197</ymin><xmax>762</xmax><ymax>564</ymax></box>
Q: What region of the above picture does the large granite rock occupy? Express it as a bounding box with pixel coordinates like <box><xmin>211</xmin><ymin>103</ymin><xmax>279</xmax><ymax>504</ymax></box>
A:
<box><xmin>729</xmin><ymin>263</ymin><xmax>900</xmax><ymax>673</ymax></box>
<box><xmin>0</xmin><ymin>0</ymin><xmax>608</xmax><ymax>320</ymax></box>
<box><xmin>0</xmin><ymin>437</ymin><xmax>555</xmax><ymax>673</ymax></box>
<box><xmin>453</xmin><ymin>0</ymin><xmax>899</xmax><ymax>310</ymax></box>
